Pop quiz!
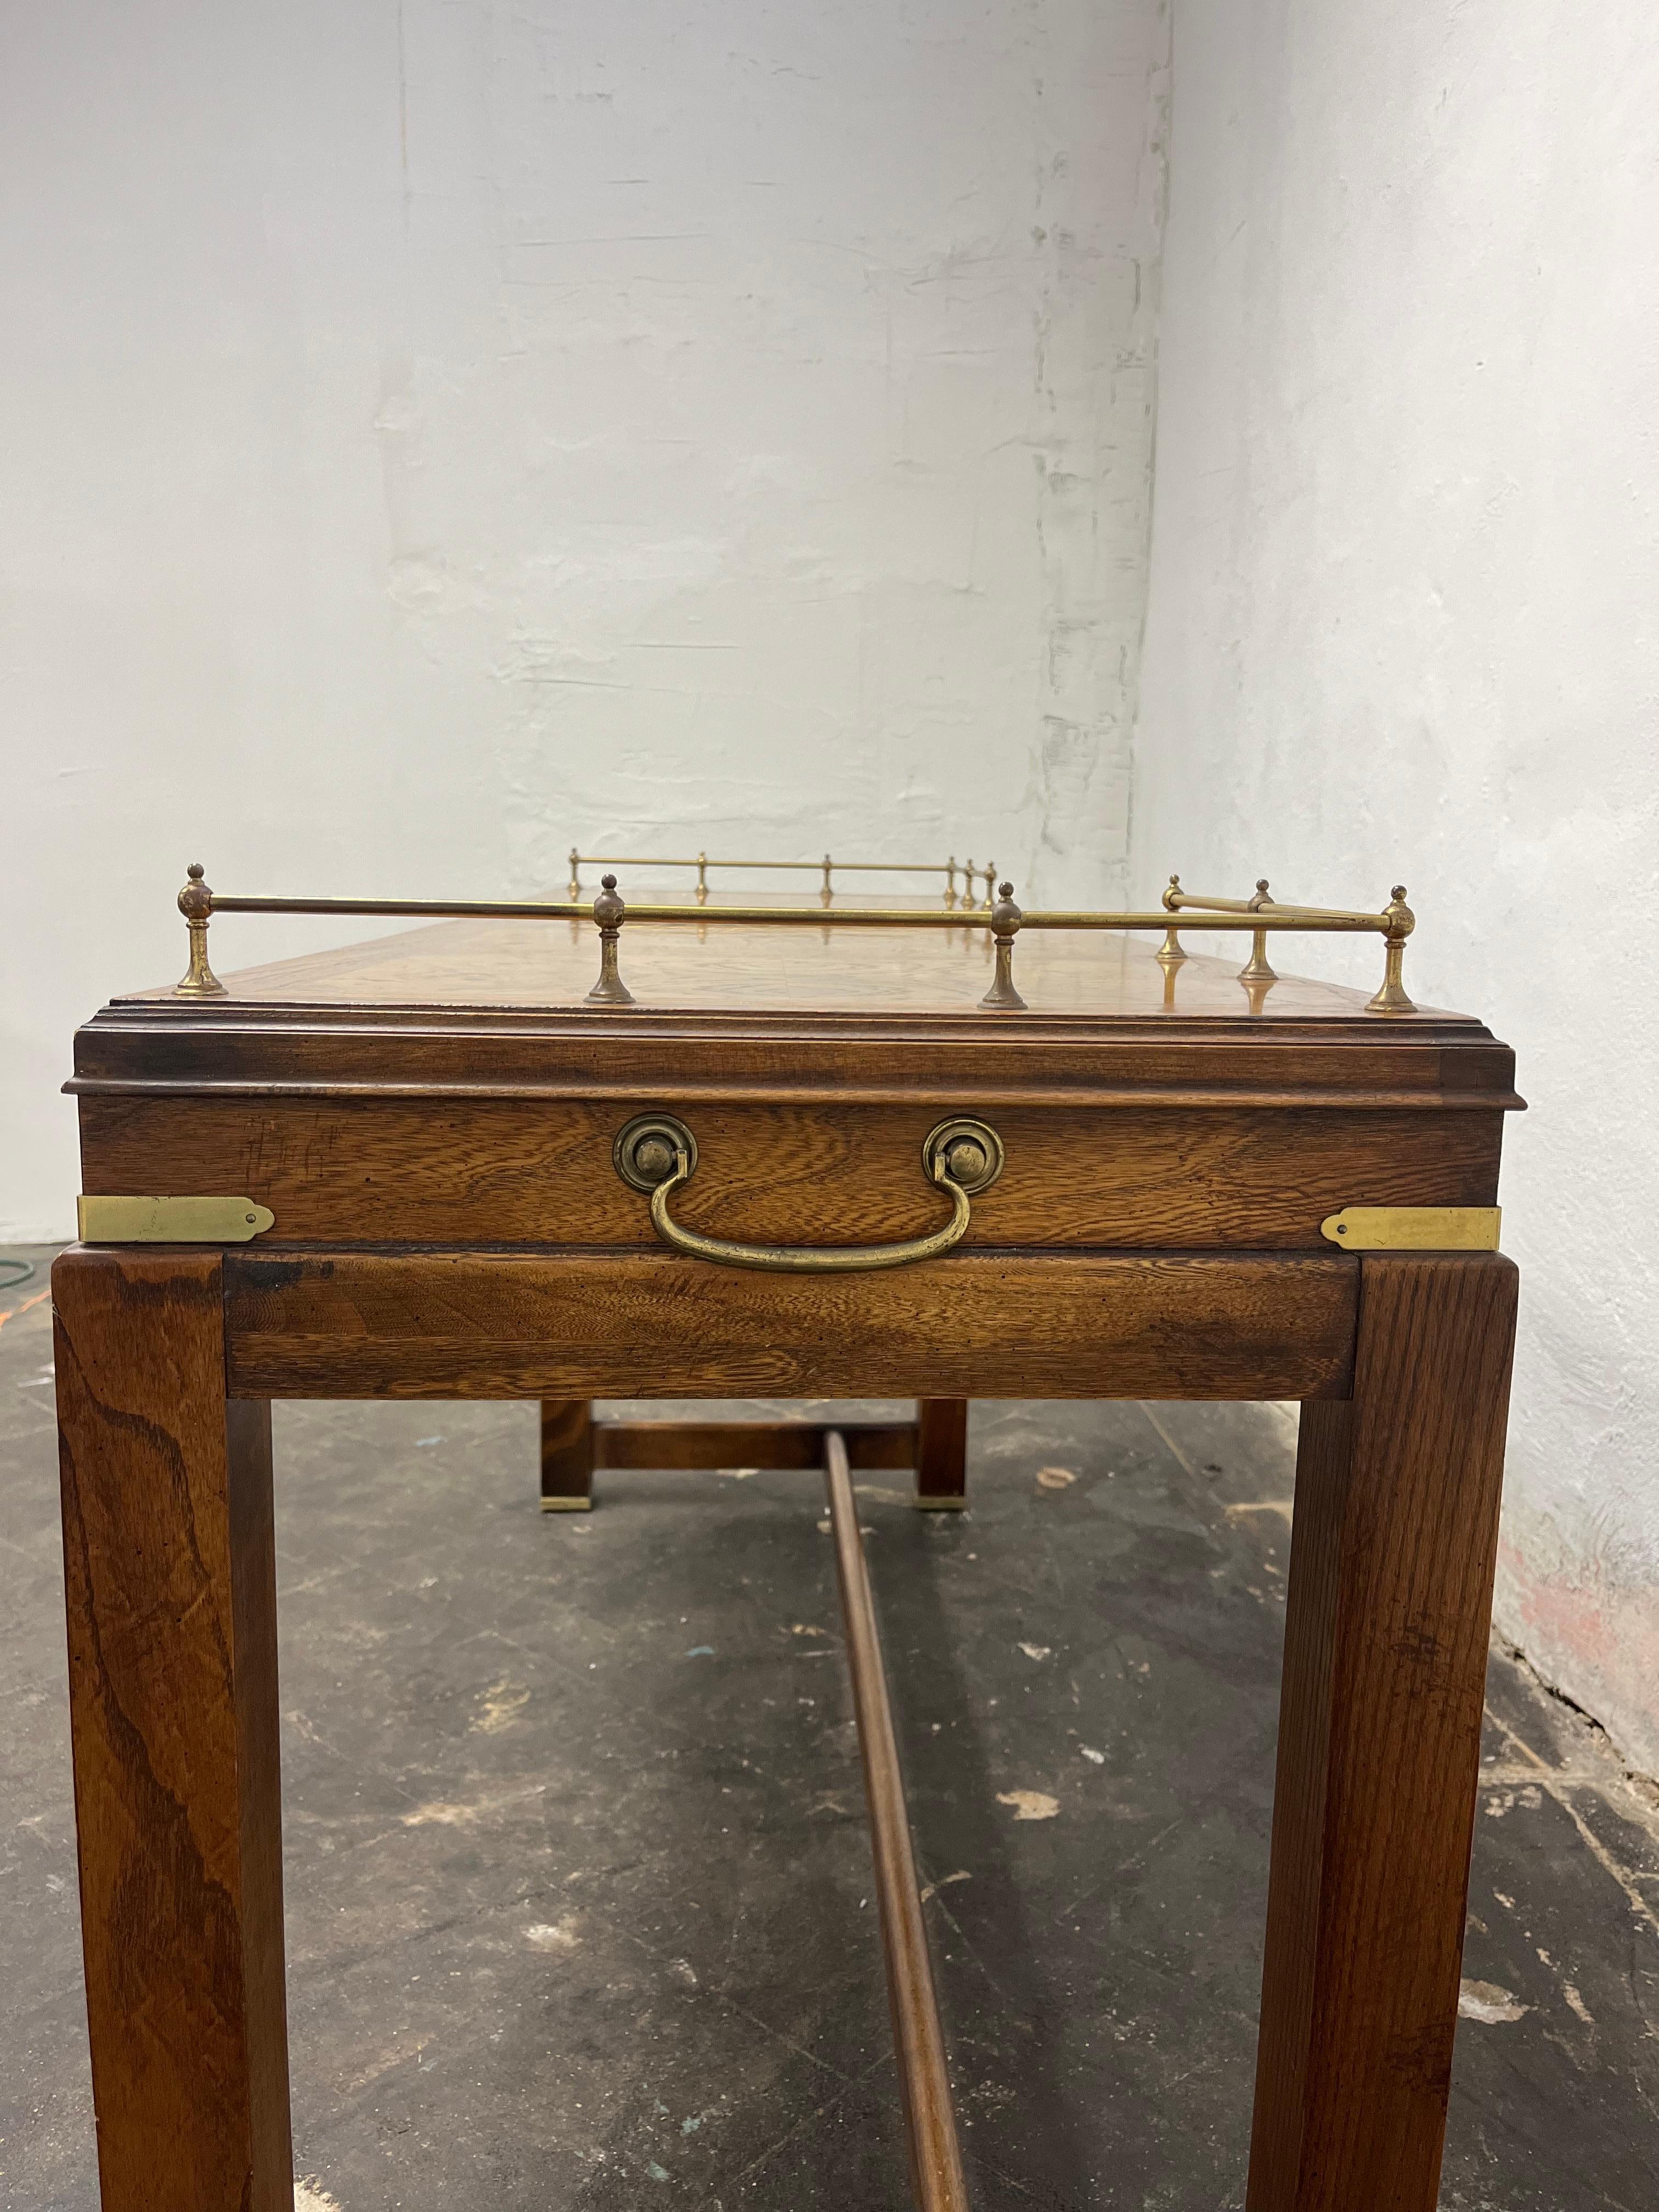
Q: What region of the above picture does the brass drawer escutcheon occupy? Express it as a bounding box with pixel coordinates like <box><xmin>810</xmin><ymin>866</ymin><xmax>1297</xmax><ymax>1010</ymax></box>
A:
<box><xmin>613</xmin><ymin>1114</ymin><xmax>1003</xmax><ymax>1273</ymax></box>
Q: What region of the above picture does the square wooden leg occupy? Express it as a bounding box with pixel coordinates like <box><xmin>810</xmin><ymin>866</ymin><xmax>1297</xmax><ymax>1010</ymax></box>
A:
<box><xmin>53</xmin><ymin>1248</ymin><xmax>293</xmax><ymax>2212</ymax></box>
<box><xmin>1247</xmin><ymin>1252</ymin><xmax>1519</xmax><ymax>2211</ymax></box>
<box><xmin>540</xmin><ymin>1398</ymin><xmax>594</xmax><ymax>1511</ymax></box>
<box><xmin>915</xmin><ymin>1397</ymin><xmax>969</xmax><ymax>1509</ymax></box>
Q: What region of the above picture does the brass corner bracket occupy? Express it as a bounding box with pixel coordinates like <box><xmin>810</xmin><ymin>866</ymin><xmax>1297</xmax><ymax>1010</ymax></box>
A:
<box><xmin>1321</xmin><ymin>1206</ymin><xmax>1501</xmax><ymax>1252</ymax></box>
<box><xmin>77</xmin><ymin>1195</ymin><xmax>276</xmax><ymax>1244</ymax></box>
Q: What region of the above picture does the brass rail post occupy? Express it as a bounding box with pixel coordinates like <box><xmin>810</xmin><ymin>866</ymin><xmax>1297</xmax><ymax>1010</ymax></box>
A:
<box><xmin>586</xmin><ymin>875</ymin><xmax>634</xmax><ymax>1005</ymax></box>
<box><xmin>174</xmin><ymin>864</ymin><xmax>225</xmax><ymax>997</ymax></box>
<box><xmin>1239</xmin><ymin>878</ymin><xmax>1279</xmax><ymax>986</ymax></box>
<box><xmin>979</xmin><ymin>882</ymin><xmax>1025</xmax><ymax>1010</ymax></box>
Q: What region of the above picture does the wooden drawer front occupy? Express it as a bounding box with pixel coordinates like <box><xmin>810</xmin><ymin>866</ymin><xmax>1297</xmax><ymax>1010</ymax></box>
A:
<box><xmin>77</xmin><ymin>1096</ymin><xmax>1504</xmax><ymax>1252</ymax></box>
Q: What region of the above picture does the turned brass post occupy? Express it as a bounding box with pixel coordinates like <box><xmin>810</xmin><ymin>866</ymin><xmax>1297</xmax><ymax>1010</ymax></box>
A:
<box><xmin>588</xmin><ymin>874</ymin><xmax>635</xmax><ymax>1005</ymax></box>
<box><xmin>568</xmin><ymin>847</ymin><xmax>582</xmax><ymax>900</ymax></box>
<box><xmin>175</xmin><ymin>863</ymin><xmax>226</xmax><ymax>997</ymax></box>
<box><xmin>696</xmin><ymin>851</ymin><xmax>709</xmax><ymax>905</ymax></box>
<box><xmin>983</xmin><ymin>861</ymin><xmax>997</xmax><ymax>909</ymax></box>
<box><xmin>944</xmin><ymin>856</ymin><xmax>957</xmax><ymax>909</ymax></box>
<box><xmin>1238</xmin><ymin>878</ymin><xmax>1278</xmax><ymax>985</ymax></box>
<box><xmin>1365</xmin><ymin>885</ymin><xmax>1417</xmax><ymax>1014</ymax></box>
<box><xmin>960</xmin><ymin>859</ymin><xmax>978</xmax><ymax>913</ymax></box>
<box><xmin>820</xmin><ymin>853</ymin><xmax>834</xmax><ymax>907</ymax></box>
<box><xmin>979</xmin><ymin>881</ymin><xmax>1026</xmax><ymax>1011</ymax></box>
<box><xmin>1157</xmin><ymin>873</ymin><xmax>1187</xmax><ymax>963</ymax></box>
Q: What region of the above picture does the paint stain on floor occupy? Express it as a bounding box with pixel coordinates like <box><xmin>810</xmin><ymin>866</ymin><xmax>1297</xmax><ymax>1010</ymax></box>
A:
<box><xmin>473</xmin><ymin>1679</ymin><xmax>532</xmax><ymax>1733</ymax></box>
<box><xmin>997</xmin><ymin>1790</ymin><xmax>1060</xmax><ymax>1821</ymax></box>
<box><xmin>1459</xmin><ymin>1979</ymin><xmax>1530</xmax><ymax>2025</ymax></box>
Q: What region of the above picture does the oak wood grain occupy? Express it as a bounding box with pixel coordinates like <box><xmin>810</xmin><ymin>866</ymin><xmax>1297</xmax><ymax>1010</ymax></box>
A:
<box><xmin>538</xmin><ymin>1398</ymin><xmax>593</xmax><ymax>1506</ymax></box>
<box><xmin>71</xmin><ymin>1019</ymin><xmax>1519</xmax><ymax>1115</ymax></box>
<box><xmin>1246</xmin><ymin>1252</ymin><xmax>1519</xmax><ymax>2212</ymax></box>
<box><xmin>75</xmin><ymin>1096</ymin><xmax>1505</xmax><ymax>1252</ymax></box>
<box><xmin>539</xmin><ymin>1410</ymin><xmax>923</xmax><ymax>1508</ymax></box>
<box><xmin>916</xmin><ymin>1399</ymin><xmax>968</xmax><ymax>1504</ymax></box>
<box><xmin>72</xmin><ymin>989</ymin><xmax>1520</xmax><ymax>1120</ymax></box>
<box><xmin>219</xmin><ymin>1248</ymin><xmax>1358</xmax><ymax>1402</ymax></box>
<box><xmin>589</xmin><ymin>1419</ymin><xmax>919</xmax><ymax>1471</ymax></box>
<box><xmin>53</xmin><ymin>1247</ymin><xmax>292</xmax><ymax>2212</ymax></box>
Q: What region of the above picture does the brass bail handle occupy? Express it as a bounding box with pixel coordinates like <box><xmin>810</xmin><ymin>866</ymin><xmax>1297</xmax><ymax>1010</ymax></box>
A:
<box><xmin>613</xmin><ymin>1114</ymin><xmax>1004</xmax><ymax>1274</ymax></box>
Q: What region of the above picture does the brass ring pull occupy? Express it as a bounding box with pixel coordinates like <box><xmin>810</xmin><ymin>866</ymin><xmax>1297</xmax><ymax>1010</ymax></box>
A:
<box><xmin>613</xmin><ymin>1114</ymin><xmax>1004</xmax><ymax>1274</ymax></box>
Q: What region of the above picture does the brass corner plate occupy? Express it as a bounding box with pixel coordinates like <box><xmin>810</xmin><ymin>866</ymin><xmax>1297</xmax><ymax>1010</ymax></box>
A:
<box><xmin>1321</xmin><ymin>1206</ymin><xmax>1501</xmax><ymax>1252</ymax></box>
<box><xmin>77</xmin><ymin>1195</ymin><xmax>276</xmax><ymax>1245</ymax></box>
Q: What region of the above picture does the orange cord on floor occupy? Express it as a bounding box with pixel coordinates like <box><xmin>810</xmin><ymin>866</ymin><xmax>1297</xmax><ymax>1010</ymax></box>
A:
<box><xmin>0</xmin><ymin>1288</ymin><xmax>50</xmax><ymax>1333</ymax></box>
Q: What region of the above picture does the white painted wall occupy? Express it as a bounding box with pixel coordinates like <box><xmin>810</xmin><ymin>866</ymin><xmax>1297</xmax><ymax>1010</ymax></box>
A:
<box><xmin>1134</xmin><ymin>2</ymin><xmax>1659</xmax><ymax>1766</ymax></box>
<box><xmin>1</xmin><ymin>0</ymin><xmax>1170</xmax><ymax>1240</ymax></box>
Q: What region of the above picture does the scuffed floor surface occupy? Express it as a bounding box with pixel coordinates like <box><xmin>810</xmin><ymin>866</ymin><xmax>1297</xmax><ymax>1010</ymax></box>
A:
<box><xmin>2</xmin><ymin>1245</ymin><xmax>1657</xmax><ymax>2209</ymax></box>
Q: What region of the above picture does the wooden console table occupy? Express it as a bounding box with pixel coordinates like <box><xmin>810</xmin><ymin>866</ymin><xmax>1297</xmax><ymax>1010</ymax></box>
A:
<box><xmin>52</xmin><ymin>870</ymin><xmax>1521</xmax><ymax>2211</ymax></box>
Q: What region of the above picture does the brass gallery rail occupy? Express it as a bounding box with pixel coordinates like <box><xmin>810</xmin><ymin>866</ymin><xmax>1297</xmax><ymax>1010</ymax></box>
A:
<box><xmin>567</xmin><ymin>847</ymin><xmax>1003</xmax><ymax>910</ymax></box>
<box><xmin>170</xmin><ymin>864</ymin><xmax>1419</xmax><ymax>1015</ymax></box>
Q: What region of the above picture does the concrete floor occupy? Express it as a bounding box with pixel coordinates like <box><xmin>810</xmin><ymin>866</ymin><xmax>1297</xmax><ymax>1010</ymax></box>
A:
<box><xmin>2</xmin><ymin>1243</ymin><xmax>1657</xmax><ymax>2210</ymax></box>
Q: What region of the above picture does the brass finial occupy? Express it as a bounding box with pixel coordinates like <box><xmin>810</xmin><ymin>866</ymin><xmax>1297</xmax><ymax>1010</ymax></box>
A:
<box><xmin>983</xmin><ymin>860</ymin><xmax>996</xmax><ymax>907</ymax></box>
<box><xmin>960</xmin><ymin>858</ymin><xmax>977</xmax><ymax>912</ymax></box>
<box><xmin>944</xmin><ymin>855</ymin><xmax>957</xmax><ymax>910</ymax></box>
<box><xmin>175</xmin><ymin>862</ymin><xmax>225</xmax><ymax>997</ymax></box>
<box><xmin>695</xmin><ymin>850</ymin><xmax>709</xmax><ymax>905</ymax></box>
<box><xmin>1366</xmin><ymin>885</ymin><xmax>1417</xmax><ymax>1014</ymax></box>
<box><xmin>568</xmin><ymin>847</ymin><xmax>582</xmax><ymax>900</ymax></box>
<box><xmin>587</xmin><ymin>874</ymin><xmax>635</xmax><ymax>1005</ymax></box>
<box><xmin>979</xmin><ymin>881</ymin><xmax>1026</xmax><ymax>1011</ymax></box>
<box><xmin>1157</xmin><ymin>874</ymin><xmax>1186</xmax><ymax>963</ymax></box>
<box><xmin>1238</xmin><ymin>877</ymin><xmax>1277</xmax><ymax>985</ymax></box>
